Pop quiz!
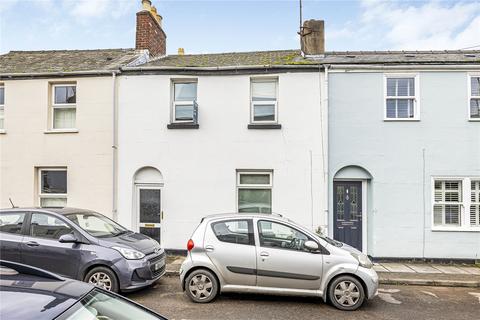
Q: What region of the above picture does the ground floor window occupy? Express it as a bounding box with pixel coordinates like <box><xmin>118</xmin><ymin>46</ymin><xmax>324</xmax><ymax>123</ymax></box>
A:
<box><xmin>38</xmin><ymin>168</ymin><xmax>67</xmax><ymax>207</ymax></box>
<box><xmin>237</xmin><ymin>171</ymin><xmax>272</xmax><ymax>213</ymax></box>
<box><xmin>433</xmin><ymin>177</ymin><xmax>480</xmax><ymax>230</ymax></box>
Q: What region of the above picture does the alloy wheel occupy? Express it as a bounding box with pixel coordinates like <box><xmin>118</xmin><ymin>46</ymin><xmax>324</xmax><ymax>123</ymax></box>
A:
<box><xmin>333</xmin><ymin>280</ymin><xmax>361</xmax><ymax>307</ymax></box>
<box><xmin>188</xmin><ymin>274</ymin><xmax>213</xmax><ymax>300</ymax></box>
<box><xmin>88</xmin><ymin>272</ymin><xmax>112</xmax><ymax>291</ymax></box>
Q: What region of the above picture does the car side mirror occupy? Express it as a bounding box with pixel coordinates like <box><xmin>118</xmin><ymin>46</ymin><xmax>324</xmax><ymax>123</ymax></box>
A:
<box><xmin>59</xmin><ymin>233</ymin><xmax>79</xmax><ymax>243</ymax></box>
<box><xmin>304</xmin><ymin>240</ymin><xmax>319</xmax><ymax>252</ymax></box>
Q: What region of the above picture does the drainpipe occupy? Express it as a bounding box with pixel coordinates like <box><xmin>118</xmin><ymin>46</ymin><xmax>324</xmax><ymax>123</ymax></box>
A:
<box><xmin>322</xmin><ymin>64</ymin><xmax>330</xmax><ymax>235</ymax></box>
<box><xmin>112</xmin><ymin>71</ymin><xmax>118</xmax><ymax>221</ymax></box>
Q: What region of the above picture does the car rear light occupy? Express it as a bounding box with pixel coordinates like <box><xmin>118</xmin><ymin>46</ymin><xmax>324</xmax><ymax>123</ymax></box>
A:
<box><xmin>187</xmin><ymin>239</ymin><xmax>194</xmax><ymax>251</ymax></box>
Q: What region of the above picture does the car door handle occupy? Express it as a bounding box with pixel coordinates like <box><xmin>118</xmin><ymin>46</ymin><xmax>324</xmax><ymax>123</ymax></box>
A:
<box><xmin>205</xmin><ymin>245</ymin><xmax>214</xmax><ymax>252</ymax></box>
<box><xmin>260</xmin><ymin>252</ymin><xmax>269</xmax><ymax>257</ymax></box>
<box><xmin>26</xmin><ymin>241</ymin><xmax>39</xmax><ymax>247</ymax></box>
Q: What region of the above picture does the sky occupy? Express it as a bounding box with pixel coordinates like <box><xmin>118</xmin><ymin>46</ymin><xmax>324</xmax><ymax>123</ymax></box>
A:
<box><xmin>0</xmin><ymin>0</ymin><xmax>479</xmax><ymax>54</ymax></box>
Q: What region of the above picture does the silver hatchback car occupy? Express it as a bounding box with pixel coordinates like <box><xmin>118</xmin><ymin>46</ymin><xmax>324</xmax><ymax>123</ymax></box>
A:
<box><xmin>180</xmin><ymin>213</ymin><xmax>378</xmax><ymax>311</ymax></box>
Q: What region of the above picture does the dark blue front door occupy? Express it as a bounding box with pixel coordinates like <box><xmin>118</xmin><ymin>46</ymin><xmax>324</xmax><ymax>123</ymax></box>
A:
<box><xmin>333</xmin><ymin>181</ymin><xmax>362</xmax><ymax>251</ymax></box>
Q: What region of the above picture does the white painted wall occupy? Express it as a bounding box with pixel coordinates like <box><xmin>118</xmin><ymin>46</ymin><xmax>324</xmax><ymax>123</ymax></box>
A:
<box><xmin>117</xmin><ymin>72</ymin><xmax>327</xmax><ymax>250</ymax></box>
<box><xmin>0</xmin><ymin>77</ymin><xmax>113</xmax><ymax>216</ymax></box>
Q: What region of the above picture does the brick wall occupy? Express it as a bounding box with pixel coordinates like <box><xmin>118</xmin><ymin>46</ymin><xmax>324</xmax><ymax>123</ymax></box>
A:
<box><xmin>135</xmin><ymin>11</ymin><xmax>166</xmax><ymax>57</ymax></box>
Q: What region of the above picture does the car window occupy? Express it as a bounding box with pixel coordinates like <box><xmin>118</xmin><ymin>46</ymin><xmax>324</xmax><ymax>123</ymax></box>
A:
<box><xmin>0</xmin><ymin>212</ymin><xmax>25</xmax><ymax>235</ymax></box>
<box><xmin>258</xmin><ymin>220</ymin><xmax>312</xmax><ymax>252</ymax></box>
<box><xmin>30</xmin><ymin>213</ymin><xmax>72</xmax><ymax>240</ymax></box>
<box><xmin>56</xmin><ymin>289</ymin><xmax>165</xmax><ymax>320</ymax></box>
<box><xmin>65</xmin><ymin>212</ymin><xmax>127</xmax><ymax>238</ymax></box>
<box><xmin>211</xmin><ymin>219</ymin><xmax>254</xmax><ymax>245</ymax></box>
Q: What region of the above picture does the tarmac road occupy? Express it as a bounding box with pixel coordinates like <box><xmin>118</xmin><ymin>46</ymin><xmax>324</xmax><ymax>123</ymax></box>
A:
<box><xmin>126</xmin><ymin>276</ymin><xmax>480</xmax><ymax>320</ymax></box>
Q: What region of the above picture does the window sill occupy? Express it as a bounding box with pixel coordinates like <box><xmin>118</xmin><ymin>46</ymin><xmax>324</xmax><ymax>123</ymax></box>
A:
<box><xmin>432</xmin><ymin>226</ymin><xmax>480</xmax><ymax>232</ymax></box>
<box><xmin>44</xmin><ymin>129</ymin><xmax>79</xmax><ymax>134</ymax></box>
<box><xmin>167</xmin><ymin>123</ymin><xmax>199</xmax><ymax>129</ymax></box>
<box><xmin>248</xmin><ymin>124</ymin><xmax>282</xmax><ymax>129</ymax></box>
<box><xmin>468</xmin><ymin>118</ymin><xmax>480</xmax><ymax>122</ymax></box>
<box><xmin>0</xmin><ymin>130</ymin><xmax>5</xmax><ymax>134</ymax></box>
<box><xmin>383</xmin><ymin>118</ymin><xmax>420</xmax><ymax>122</ymax></box>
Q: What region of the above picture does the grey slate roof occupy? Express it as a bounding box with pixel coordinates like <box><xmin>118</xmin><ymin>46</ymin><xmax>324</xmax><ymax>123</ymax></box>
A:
<box><xmin>0</xmin><ymin>48</ymin><xmax>478</xmax><ymax>76</ymax></box>
<box><xmin>141</xmin><ymin>49</ymin><xmax>480</xmax><ymax>68</ymax></box>
<box><xmin>0</xmin><ymin>49</ymin><xmax>141</xmax><ymax>75</ymax></box>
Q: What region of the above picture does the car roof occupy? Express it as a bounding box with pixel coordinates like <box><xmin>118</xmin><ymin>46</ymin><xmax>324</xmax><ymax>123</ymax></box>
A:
<box><xmin>0</xmin><ymin>260</ymin><xmax>93</xmax><ymax>320</ymax></box>
<box><xmin>201</xmin><ymin>212</ymin><xmax>289</xmax><ymax>222</ymax></box>
<box><xmin>0</xmin><ymin>207</ymin><xmax>97</xmax><ymax>216</ymax></box>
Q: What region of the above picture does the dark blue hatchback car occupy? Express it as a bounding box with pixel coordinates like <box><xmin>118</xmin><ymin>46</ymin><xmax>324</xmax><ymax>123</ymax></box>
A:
<box><xmin>0</xmin><ymin>208</ymin><xmax>166</xmax><ymax>292</ymax></box>
<box><xmin>0</xmin><ymin>260</ymin><xmax>167</xmax><ymax>320</ymax></box>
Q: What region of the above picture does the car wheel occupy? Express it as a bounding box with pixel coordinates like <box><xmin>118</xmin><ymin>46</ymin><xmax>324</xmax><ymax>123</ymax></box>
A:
<box><xmin>184</xmin><ymin>269</ymin><xmax>219</xmax><ymax>303</ymax></box>
<box><xmin>84</xmin><ymin>266</ymin><xmax>119</xmax><ymax>293</ymax></box>
<box><xmin>328</xmin><ymin>275</ymin><xmax>365</xmax><ymax>311</ymax></box>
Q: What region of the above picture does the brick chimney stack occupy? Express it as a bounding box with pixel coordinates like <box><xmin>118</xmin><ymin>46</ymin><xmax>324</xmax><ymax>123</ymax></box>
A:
<box><xmin>135</xmin><ymin>0</ymin><xmax>166</xmax><ymax>57</ymax></box>
<box><xmin>300</xmin><ymin>20</ymin><xmax>325</xmax><ymax>56</ymax></box>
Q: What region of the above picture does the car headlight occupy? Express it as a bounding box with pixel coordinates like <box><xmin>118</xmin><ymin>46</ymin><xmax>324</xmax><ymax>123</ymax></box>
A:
<box><xmin>112</xmin><ymin>246</ymin><xmax>145</xmax><ymax>260</ymax></box>
<box><xmin>351</xmin><ymin>252</ymin><xmax>373</xmax><ymax>269</ymax></box>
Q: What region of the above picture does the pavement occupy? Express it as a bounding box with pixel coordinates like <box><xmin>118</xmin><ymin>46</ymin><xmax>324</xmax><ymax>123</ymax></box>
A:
<box><xmin>165</xmin><ymin>256</ymin><xmax>480</xmax><ymax>288</ymax></box>
<box><xmin>126</xmin><ymin>277</ymin><xmax>480</xmax><ymax>320</ymax></box>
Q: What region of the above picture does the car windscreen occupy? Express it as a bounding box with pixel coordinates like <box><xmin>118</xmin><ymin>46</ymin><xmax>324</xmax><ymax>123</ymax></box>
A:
<box><xmin>55</xmin><ymin>289</ymin><xmax>165</xmax><ymax>320</ymax></box>
<box><xmin>64</xmin><ymin>212</ymin><xmax>128</xmax><ymax>238</ymax></box>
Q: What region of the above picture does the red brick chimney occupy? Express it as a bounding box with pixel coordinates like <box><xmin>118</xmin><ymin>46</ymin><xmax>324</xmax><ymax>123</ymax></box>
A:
<box><xmin>135</xmin><ymin>0</ymin><xmax>166</xmax><ymax>57</ymax></box>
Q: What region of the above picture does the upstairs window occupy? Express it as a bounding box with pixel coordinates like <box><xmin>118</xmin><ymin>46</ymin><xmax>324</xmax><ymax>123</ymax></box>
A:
<box><xmin>0</xmin><ymin>84</ymin><xmax>4</xmax><ymax>130</ymax></box>
<box><xmin>39</xmin><ymin>168</ymin><xmax>67</xmax><ymax>207</ymax></box>
<box><xmin>52</xmin><ymin>84</ymin><xmax>76</xmax><ymax>129</ymax></box>
<box><xmin>172</xmin><ymin>81</ymin><xmax>198</xmax><ymax>123</ymax></box>
<box><xmin>385</xmin><ymin>76</ymin><xmax>418</xmax><ymax>120</ymax></box>
<box><xmin>251</xmin><ymin>79</ymin><xmax>278</xmax><ymax>123</ymax></box>
<box><xmin>469</xmin><ymin>76</ymin><xmax>480</xmax><ymax>120</ymax></box>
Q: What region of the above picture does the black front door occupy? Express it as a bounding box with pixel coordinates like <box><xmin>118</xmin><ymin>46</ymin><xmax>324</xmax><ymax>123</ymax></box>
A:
<box><xmin>333</xmin><ymin>181</ymin><xmax>362</xmax><ymax>251</ymax></box>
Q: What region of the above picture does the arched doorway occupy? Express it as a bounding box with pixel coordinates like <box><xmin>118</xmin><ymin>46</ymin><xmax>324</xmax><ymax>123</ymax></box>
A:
<box><xmin>333</xmin><ymin>165</ymin><xmax>372</xmax><ymax>252</ymax></box>
<box><xmin>133</xmin><ymin>167</ymin><xmax>164</xmax><ymax>245</ymax></box>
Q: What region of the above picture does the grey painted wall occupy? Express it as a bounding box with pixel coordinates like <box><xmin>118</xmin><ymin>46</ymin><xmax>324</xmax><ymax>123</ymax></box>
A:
<box><xmin>329</xmin><ymin>71</ymin><xmax>480</xmax><ymax>259</ymax></box>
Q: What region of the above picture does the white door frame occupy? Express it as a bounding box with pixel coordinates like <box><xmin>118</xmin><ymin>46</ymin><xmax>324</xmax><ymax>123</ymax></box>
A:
<box><xmin>134</xmin><ymin>183</ymin><xmax>163</xmax><ymax>245</ymax></box>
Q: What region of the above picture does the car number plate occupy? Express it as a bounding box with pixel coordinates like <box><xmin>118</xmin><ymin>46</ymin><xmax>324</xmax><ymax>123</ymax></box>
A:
<box><xmin>154</xmin><ymin>262</ymin><xmax>162</xmax><ymax>271</ymax></box>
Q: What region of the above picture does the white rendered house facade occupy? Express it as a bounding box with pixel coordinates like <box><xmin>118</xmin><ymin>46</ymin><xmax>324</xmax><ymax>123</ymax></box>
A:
<box><xmin>116</xmin><ymin>68</ymin><xmax>328</xmax><ymax>250</ymax></box>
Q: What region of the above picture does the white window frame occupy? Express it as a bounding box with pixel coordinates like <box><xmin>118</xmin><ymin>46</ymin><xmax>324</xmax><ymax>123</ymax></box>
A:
<box><xmin>431</xmin><ymin>177</ymin><xmax>480</xmax><ymax>232</ymax></box>
<box><xmin>468</xmin><ymin>74</ymin><xmax>480</xmax><ymax>121</ymax></box>
<box><xmin>38</xmin><ymin>168</ymin><xmax>67</xmax><ymax>207</ymax></box>
<box><xmin>384</xmin><ymin>74</ymin><xmax>420</xmax><ymax>121</ymax></box>
<box><xmin>50</xmin><ymin>83</ymin><xmax>77</xmax><ymax>131</ymax></box>
<box><xmin>470</xmin><ymin>180</ymin><xmax>480</xmax><ymax>227</ymax></box>
<box><xmin>0</xmin><ymin>84</ymin><xmax>5</xmax><ymax>132</ymax></box>
<box><xmin>171</xmin><ymin>80</ymin><xmax>198</xmax><ymax>124</ymax></box>
<box><xmin>250</xmin><ymin>78</ymin><xmax>279</xmax><ymax>124</ymax></box>
<box><xmin>236</xmin><ymin>170</ymin><xmax>273</xmax><ymax>213</ymax></box>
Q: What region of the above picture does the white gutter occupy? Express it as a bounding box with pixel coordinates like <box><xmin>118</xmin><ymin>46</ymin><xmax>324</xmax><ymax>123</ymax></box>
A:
<box><xmin>328</xmin><ymin>64</ymin><xmax>480</xmax><ymax>71</ymax></box>
<box><xmin>121</xmin><ymin>64</ymin><xmax>321</xmax><ymax>72</ymax></box>
<box><xmin>111</xmin><ymin>71</ymin><xmax>118</xmax><ymax>221</ymax></box>
<box><xmin>0</xmin><ymin>70</ymin><xmax>115</xmax><ymax>78</ymax></box>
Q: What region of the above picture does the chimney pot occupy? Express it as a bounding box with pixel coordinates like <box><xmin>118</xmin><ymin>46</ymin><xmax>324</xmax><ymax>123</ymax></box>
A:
<box><xmin>300</xmin><ymin>20</ymin><xmax>325</xmax><ymax>56</ymax></box>
<box><xmin>178</xmin><ymin>48</ymin><xmax>185</xmax><ymax>55</ymax></box>
<box><xmin>142</xmin><ymin>0</ymin><xmax>152</xmax><ymax>11</ymax></box>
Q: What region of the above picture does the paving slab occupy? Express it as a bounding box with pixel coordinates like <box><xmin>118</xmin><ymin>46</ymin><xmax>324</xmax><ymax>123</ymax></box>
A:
<box><xmin>460</xmin><ymin>267</ymin><xmax>480</xmax><ymax>275</ymax></box>
<box><xmin>406</xmin><ymin>264</ymin><xmax>441</xmax><ymax>274</ymax></box>
<box><xmin>432</xmin><ymin>265</ymin><xmax>470</xmax><ymax>274</ymax></box>
<box><xmin>373</xmin><ymin>264</ymin><xmax>389</xmax><ymax>272</ymax></box>
<box><xmin>381</xmin><ymin>263</ymin><xmax>416</xmax><ymax>273</ymax></box>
